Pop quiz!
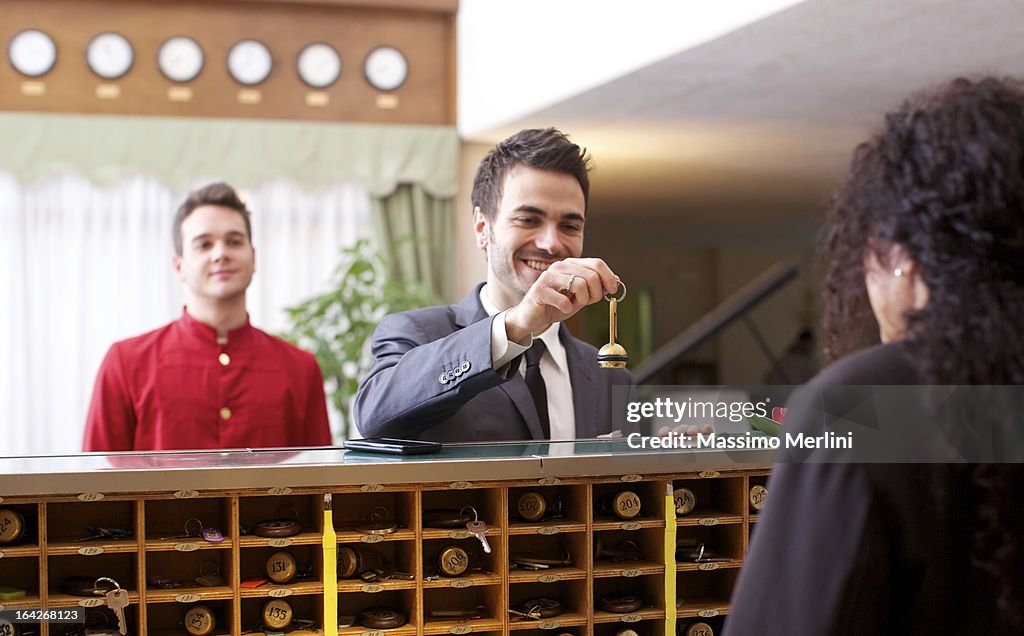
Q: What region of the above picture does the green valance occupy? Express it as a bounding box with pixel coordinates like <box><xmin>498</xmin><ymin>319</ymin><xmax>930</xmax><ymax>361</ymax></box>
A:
<box><xmin>0</xmin><ymin>112</ymin><xmax>458</xmax><ymax>198</ymax></box>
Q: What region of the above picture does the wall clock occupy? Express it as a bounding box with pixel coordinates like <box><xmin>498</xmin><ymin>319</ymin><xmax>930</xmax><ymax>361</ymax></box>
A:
<box><xmin>227</xmin><ymin>39</ymin><xmax>272</xmax><ymax>86</ymax></box>
<box><xmin>363</xmin><ymin>45</ymin><xmax>407</xmax><ymax>92</ymax></box>
<box><xmin>8</xmin><ymin>29</ymin><xmax>57</xmax><ymax>77</ymax></box>
<box><xmin>158</xmin><ymin>36</ymin><xmax>203</xmax><ymax>83</ymax></box>
<box><xmin>86</xmin><ymin>32</ymin><xmax>133</xmax><ymax>79</ymax></box>
<box><xmin>297</xmin><ymin>42</ymin><xmax>341</xmax><ymax>89</ymax></box>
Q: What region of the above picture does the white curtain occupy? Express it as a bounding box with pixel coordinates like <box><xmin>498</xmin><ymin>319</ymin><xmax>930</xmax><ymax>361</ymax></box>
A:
<box><xmin>0</xmin><ymin>174</ymin><xmax>371</xmax><ymax>456</ymax></box>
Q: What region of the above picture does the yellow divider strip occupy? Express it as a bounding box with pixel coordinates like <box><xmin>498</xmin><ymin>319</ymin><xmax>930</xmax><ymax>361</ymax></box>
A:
<box><xmin>322</xmin><ymin>494</ymin><xmax>338</xmax><ymax>636</ymax></box>
<box><xmin>665</xmin><ymin>484</ymin><xmax>678</xmax><ymax>635</ymax></box>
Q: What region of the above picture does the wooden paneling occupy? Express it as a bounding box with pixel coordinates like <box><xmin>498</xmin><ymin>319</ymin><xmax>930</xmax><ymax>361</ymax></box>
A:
<box><xmin>0</xmin><ymin>0</ymin><xmax>455</xmax><ymax>124</ymax></box>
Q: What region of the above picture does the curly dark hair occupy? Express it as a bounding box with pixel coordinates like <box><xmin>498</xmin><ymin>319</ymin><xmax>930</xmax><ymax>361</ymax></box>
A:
<box><xmin>823</xmin><ymin>76</ymin><xmax>1024</xmax><ymax>628</ymax></box>
<box><xmin>471</xmin><ymin>128</ymin><xmax>592</xmax><ymax>220</ymax></box>
<box><xmin>822</xmin><ymin>76</ymin><xmax>1024</xmax><ymax>382</ymax></box>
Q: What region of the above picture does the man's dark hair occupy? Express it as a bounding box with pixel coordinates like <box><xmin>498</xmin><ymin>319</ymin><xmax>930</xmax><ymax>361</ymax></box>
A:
<box><xmin>173</xmin><ymin>182</ymin><xmax>253</xmax><ymax>255</ymax></box>
<box><xmin>471</xmin><ymin>128</ymin><xmax>592</xmax><ymax>220</ymax></box>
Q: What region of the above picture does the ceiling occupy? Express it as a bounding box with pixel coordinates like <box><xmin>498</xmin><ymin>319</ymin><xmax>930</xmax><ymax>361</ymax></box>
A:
<box><xmin>463</xmin><ymin>0</ymin><xmax>1024</xmax><ymax>243</ymax></box>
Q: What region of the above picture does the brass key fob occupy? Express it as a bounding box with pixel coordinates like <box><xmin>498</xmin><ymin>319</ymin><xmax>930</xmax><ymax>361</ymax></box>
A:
<box><xmin>598</xmin><ymin>281</ymin><xmax>628</xmax><ymax>368</ymax></box>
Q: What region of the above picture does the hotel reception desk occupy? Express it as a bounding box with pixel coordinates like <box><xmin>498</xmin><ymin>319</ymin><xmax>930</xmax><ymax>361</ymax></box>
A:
<box><xmin>0</xmin><ymin>440</ymin><xmax>772</xmax><ymax>636</ymax></box>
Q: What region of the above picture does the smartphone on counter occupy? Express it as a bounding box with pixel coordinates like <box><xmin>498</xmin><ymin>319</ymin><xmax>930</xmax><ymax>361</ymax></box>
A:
<box><xmin>343</xmin><ymin>437</ymin><xmax>443</xmax><ymax>455</ymax></box>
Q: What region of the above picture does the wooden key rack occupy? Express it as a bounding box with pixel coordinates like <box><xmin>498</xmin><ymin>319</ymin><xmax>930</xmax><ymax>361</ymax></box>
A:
<box><xmin>0</xmin><ymin>442</ymin><xmax>771</xmax><ymax>635</ymax></box>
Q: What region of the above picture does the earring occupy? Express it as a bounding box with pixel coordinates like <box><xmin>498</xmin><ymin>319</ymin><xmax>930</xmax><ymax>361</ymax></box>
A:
<box><xmin>893</xmin><ymin>268</ymin><xmax>903</xmax><ymax>278</ymax></box>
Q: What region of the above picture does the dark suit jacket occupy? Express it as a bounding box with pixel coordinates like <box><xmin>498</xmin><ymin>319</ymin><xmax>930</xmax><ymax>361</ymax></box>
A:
<box><xmin>726</xmin><ymin>343</ymin><xmax>1001</xmax><ymax>635</ymax></box>
<box><xmin>353</xmin><ymin>284</ymin><xmax>633</xmax><ymax>442</ymax></box>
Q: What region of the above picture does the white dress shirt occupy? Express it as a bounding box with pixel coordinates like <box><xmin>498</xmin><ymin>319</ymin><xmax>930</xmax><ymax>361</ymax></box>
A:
<box><xmin>481</xmin><ymin>285</ymin><xmax>576</xmax><ymax>440</ymax></box>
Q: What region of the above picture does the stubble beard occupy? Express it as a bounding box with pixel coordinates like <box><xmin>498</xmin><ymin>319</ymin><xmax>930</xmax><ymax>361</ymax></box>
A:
<box><xmin>486</xmin><ymin>228</ymin><xmax>531</xmax><ymax>303</ymax></box>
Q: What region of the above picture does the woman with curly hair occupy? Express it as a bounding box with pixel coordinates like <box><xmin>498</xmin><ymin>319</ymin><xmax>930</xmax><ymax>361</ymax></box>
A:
<box><xmin>725</xmin><ymin>77</ymin><xmax>1024</xmax><ymax>634</ymax></box>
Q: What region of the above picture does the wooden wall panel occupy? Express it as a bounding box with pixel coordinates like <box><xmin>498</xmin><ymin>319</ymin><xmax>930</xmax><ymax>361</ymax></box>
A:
<box><xmin>0</xmin><ymin>0</ymin><xmax>455</xmax><ymax>124</ymax></box>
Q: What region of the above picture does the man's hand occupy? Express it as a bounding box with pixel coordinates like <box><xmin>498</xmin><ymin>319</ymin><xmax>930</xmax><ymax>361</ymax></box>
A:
<box><xmin>658</xmin><ymin>424</ymin><xmax>714</xmax><ymax>437</ymax></box>
<box><xmin>504</xmin><ymin>258</ymin><xmax>619</xmax><ymax>342</ymax></box>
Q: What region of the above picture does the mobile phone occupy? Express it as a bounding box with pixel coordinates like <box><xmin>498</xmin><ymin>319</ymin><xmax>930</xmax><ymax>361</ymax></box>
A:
<box><xmin>343</xmin><ymin>437</ymin><xmax>443</xmax><ymax>455</ymax></box>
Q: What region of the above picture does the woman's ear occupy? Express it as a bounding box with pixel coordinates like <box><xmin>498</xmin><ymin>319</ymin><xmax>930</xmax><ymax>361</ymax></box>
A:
<box><xmin>890</xmin><ymin>244</ymin><xmax>929</xmax><ymax>311</ymax></box>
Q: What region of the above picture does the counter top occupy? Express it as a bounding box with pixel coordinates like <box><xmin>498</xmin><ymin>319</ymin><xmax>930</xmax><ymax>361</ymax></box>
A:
<box><xmin>0</xmin><ymin>438</ymin><xmax>773</xmax><ymax>496</ymax></box>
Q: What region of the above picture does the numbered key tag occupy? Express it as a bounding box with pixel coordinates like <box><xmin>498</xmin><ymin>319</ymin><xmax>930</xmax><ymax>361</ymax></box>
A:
<box><xmin>357</xmin><ymin>506</ymin><xmax>398</xmax><ymax>535</ymax></box>
<box><xmin>184</xmin><ymin>604</ymin><xmax>216</xmax><ymax>636</ymax></box>
<box><xmin>597</xmin><ymin>281</ymin><xmax>629</xmax><ymax>369</ymax></box>
<box><xmin>266</xmin><ymin>551</ymin><xmax>298</xmax><ymax>584</ymax></box>
<box><xmin>516</xmin><ymin>491</ymin><xmax>546</xmax><ymax>522</ymax></box>
<box><xmin>437</xmin><ymin>545</ymin><xmax>470</xmax><ymax>577</ymax></box>
<box><xmin>262</xmin><ymin>598</ymin><xmax>294</xmax><ymax>630</ymax></box>
<box><xmin>201</xmin><ymin>527</ymin><xmax>224</xmax><ymax>543</ymax></box>
<box><xmin>612</xmin><ymin>490</ymin><xmax>642</xmax><ymax>520</ymax></box>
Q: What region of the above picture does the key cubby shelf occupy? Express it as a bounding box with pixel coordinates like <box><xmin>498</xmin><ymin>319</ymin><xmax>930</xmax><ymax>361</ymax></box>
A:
<box><xmin>0</xmin><ymin>441</ymin><xmax>771</xmax><ymax>635</ymax></box>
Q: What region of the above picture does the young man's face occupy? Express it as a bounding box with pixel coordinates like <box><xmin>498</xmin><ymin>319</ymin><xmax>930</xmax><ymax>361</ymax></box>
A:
<box><xmin>474</xmin><ymin>165</ymin><xmax>586</xmax><ymax>308</ymax></box>
<box><xmin>173</xmin><ymin>204</ymin><xmax>255</xmax><ymax>305</ymax></box>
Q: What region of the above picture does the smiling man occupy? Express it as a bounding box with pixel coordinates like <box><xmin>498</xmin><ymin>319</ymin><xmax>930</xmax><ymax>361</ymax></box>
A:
<box><xmin>82</xmin><ymin>182</ymin><xmax>330</xmax><ymax>452</ymax></box>
<box><xmin>355</xmin><ymin>128</ymin><xmax>632</xmax><ymax>442</ymax></box>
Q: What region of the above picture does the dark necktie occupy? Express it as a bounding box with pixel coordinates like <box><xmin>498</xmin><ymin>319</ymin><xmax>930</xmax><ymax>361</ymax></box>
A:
<box><xmin>524</xmin><ymin>341</ymin><xmax>550</xmax><ymax>438</ymax></box>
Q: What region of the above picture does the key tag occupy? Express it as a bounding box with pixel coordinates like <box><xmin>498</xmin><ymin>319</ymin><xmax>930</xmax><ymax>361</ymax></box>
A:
<box><xmin>597</xmin><ymin>281</ymin><xmax>629</xmax><ymax>369</ymax></box>
<box><xmin>201</xmin><ymin>526</ymin><xmax>223</xmax><ymax>542</ymax></box>
<box><xmin>612</xmin><ymin>490</ymin><xmax>642</xmax><ymax>520</ymax></box>
<box><xmin>437</xmin><ymin>544</ymin><xmax>470</xmax><ymax>577</ymax></box>
<box><xmin>262</xmin><ymin>598</ymin><xmax>294</xmax><ymax>631</ymax></box>
<box><xmin>184</xmin><ymin>603</ymin><xmax>217</xmax><ymax>636</ymax></box>
<box><xmin>182</xmin><ymin>517</ymin><xmax>223</xmax><ymax>543</ymax></box>
<box><xmin>0</xmin><ymin>508</ymin><xmax>26</xmax><ymax>545</ymax></box>
<box><xmin>194</xmin><ymin>560</ymin><xmax>225</xmax><ymax>587</ymax></box>
<box><xmin>337</xmin><ymin>545</ymin><xmax>360</xmax><ymax>579</ymax></box>
<box><xmin>254</xmin><ymin>505</ymin><xmax>302</xmax><ymax>538</ymax></box>
<box><xmin>516</xmin><ymin>491</ymin><xmax>547</xmax><ymax>522</ymax></box>
<box><xmin>266</xmin><ymin>550</ymin><xmax>298</xmax><ymax>584</ymax></box>
<box><xmin>357</xmin><ymin>506</ymin><xmax>398</xmax><ymax>535</ymax></box>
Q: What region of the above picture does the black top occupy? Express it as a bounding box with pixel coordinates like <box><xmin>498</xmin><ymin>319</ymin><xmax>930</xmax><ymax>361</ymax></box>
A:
<box><xmin>725</xmin><ymin>343</ymin><xmax>1000</xmax><ymax>635</ymax></box>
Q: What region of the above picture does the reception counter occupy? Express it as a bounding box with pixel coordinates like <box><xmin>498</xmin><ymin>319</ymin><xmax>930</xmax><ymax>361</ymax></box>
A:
<box><xmin>0</xmin><ymin>440</ymin><xmax>773</xmax><ymax>636</ymax></box>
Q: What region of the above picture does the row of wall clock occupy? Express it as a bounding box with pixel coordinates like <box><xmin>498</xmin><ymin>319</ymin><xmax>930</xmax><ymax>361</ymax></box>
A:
<box><xmin>7</xmin><ymin>28</ymin><xmax>408</xmax><ymax>91</ymax></box>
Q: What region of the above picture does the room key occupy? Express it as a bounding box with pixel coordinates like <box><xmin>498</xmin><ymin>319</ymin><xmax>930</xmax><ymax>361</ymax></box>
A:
<box><xmin>597</xmin><ymin>281</ymin><xmax>628</xmax><ymax>369</ymax></box>
<box><xmin>105</xmin><ymin>586</ymin><xmax>130</xmax><ymax>635</ymax></box>
<box><xmin>466</xmin><ymin>519</ymin><xmax>492</xmax><ymax>554</ymax></box>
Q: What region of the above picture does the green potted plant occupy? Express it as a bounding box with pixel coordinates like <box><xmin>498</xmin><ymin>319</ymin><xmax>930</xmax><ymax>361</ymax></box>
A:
<box><xmin>282</xmin><ymin>238</ymin><xmax>440</xmax><ymax>440</ymax></box>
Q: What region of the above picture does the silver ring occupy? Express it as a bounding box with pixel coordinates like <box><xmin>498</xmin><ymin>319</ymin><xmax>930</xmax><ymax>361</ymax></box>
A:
<box><xmin>562</xmin><ymin>274</ymin><xmax>577</xmax><ymax>293</ymax></box>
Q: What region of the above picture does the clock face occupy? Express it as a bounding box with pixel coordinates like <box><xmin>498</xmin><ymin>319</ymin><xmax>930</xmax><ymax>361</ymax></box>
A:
<box><xmin>297</xmin><ymin>42</ymin><xmax>341</xmax><ymax>89</ymax></box>
<box><xmin>158</xmin><ymin>36</ymin><xmax>204</xmax><ymax>83</ymax></box>
<box><xmin>8</xmin><ymin>29</ymin><xmax>57</xmax><ymax>77</ymax></box>
<box><xmin>227</xmin><ymin>39</ymin><xmax>272</xmax><ymax>86</ymax></box>
<box><xmin>363</xmin><ymin>46</ymin><xmax>408</xmax><ymax>92</ymax></box>
<box><xmin>86</xmin><ymin>32</ymin><xmax>133</xmax><ymax>80</ymax></box>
